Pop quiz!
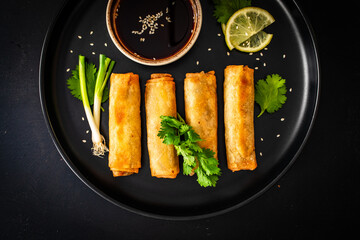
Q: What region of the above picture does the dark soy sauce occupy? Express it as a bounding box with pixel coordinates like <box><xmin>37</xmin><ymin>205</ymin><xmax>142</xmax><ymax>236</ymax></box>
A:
<box><xmin>113</xmin><ymin>0</ymin><xmax>195</xmax><ymax>60</ymax></box>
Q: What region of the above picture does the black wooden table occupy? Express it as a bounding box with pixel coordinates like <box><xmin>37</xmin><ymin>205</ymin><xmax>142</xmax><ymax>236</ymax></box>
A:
<box><xmin>1</xmin><ymin>0</ymin><xmax>359</xmax><ymax>239</ymax></box>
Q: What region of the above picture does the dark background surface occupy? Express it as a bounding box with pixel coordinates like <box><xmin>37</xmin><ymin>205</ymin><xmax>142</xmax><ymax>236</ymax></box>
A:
<box><xmin>1</xmin><ymin>0</ymin><xmax>359</xmax><ymax>239</ymax></box>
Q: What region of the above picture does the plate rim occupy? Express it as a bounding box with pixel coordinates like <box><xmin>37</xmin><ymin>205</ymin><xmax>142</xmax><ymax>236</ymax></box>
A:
<box><xmin>39</xmin><ymin>0</ymin><xmax>320</xmax><ymax>220</ymax></box>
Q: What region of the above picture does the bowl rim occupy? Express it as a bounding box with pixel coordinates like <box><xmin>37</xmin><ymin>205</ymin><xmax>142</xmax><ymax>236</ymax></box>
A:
<box><xmin>106</xmin><ymin>0</ymin><xmax>202</xmax><ymax>66</ymax></box>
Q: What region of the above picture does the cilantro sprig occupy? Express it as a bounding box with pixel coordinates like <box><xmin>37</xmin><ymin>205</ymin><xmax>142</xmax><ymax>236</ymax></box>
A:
<box><xmin>213</xmin><ymin>0</ymin><xmax>252</xmax><ymax>24</ymax></box>
<box><xmin>158</xmin><ymin>114</ymin><xmax>221</xmax><ymax>187</ymax></box>
<box><xmin>67</xmin><ymin>61</ymin><xmax>109</xmax><ymax>105</ymax></box>
<box><xmin>255</xmin><ymin>74</ymin><xmax>287</xmax><ymax>117</ymax></box>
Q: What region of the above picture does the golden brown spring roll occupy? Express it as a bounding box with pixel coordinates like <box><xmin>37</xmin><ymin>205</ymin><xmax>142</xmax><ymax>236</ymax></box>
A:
<box><xmin>224</xmin><ymin>65</ymin><xmax>257</xmax><ymax>171</ymax></box>
<box><xmin>184</xmin><ymin>71</ymin><xmax>218</xmax><ymax>158</ymax></box>
<box><xmin>108</xmin><ymin>73</ymin><xmax>141</xmax><ymax>177</ymax></box>
<box><xmin>145</xmin><ymin>74</ymin><xmax>179</xmax><ymax>178</ymax></box>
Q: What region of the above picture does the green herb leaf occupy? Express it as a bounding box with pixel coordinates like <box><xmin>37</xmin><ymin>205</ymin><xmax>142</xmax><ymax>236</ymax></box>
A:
<box><xmin>255</xmin><ymin>74</ymin><xmax>287</xmax><ymax>117</ymax></box>
<box><xmin>158</xmin><ymin>115</ymin><xmax>221</xmax><ymax>187</ymax></box>
<box><xmin>66</xmin><ymin>62</ymin><xmax>109</xmax><ymax>105</ymax></box>
<box><xmin>213</xmin><ymin>0</ymin><xmax>252</xmax><ymax>24</ymax></box>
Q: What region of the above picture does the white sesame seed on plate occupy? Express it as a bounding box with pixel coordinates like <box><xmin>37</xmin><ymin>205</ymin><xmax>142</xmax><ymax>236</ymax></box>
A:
<box><xmin>78</xmin><ymin>35</ymin><xmax>82</xmax><ymax>39</ymax></box>
<box><xmin>82</xmin><ymin>140</ymin><xmax>86</xmax><ymax>143</ymax></box>
<box><xmin>208</xmin><ymin>48</ymin><xmax>212</xmax><ymax>51</ymax></box>
<box><xmin>69</xmin><ymin>50</ymin><xmax>73</xmax><ymax>53</ymax></box>
<box><xmin>260</xmin><ymin>52</ymin><xmax>263</xmax><ymax>56</ymax></box>
<box><xmin>66</xmin><ymin>68</ymin><xmax>70</xmax><ymax>72</ymax></box>
<box><xmin>86</xmin><ymin>130</ymin><xmax>89</xmax><ymax>134</ymax></box>
<box><xmin>90</xmin><ymin>43</ymin><xmax>94</xmax><ymax>46</ymax></box>
<box><xmin>280</xmin><ymin>118</ymin><xmax>285</xmax><ymax>121</ymax></box>
<box><xmin>196</xmin><ymin>60</ymin><xmax>199</xmax><ymax>65</ymax></box>
<box><xmin>217</xmin><ymin>33</ymin><xmax>221</xmax><ymax>36</ymax></box>
<box><xmin>81</xmin><ymin>117</ymin><xmax>84</xmax><ymax>121</ymax></box>
<box><xmin>289</xmin><ymin>88</ymin><xmax>292</xmax><ymax>92</ymax></box>
<box><xmin>283</xmin><ymin>54</ymin><xmax>286</xmax><ymax>59</ymax></box>
<box><xmin>92</xmin><ymin>52</ymin><xmax>96</xmax><ymax>55</ymax></box>
<box><xmin>259</xmin><ymin>152</ymin><xmax>263</xmax><ymax>156</ymax></box>
<box><xmin>227</xmin><ymin>52</ymin><xmax>230</xmax><ymax>56</ymax></box>
<box><xmin>249</xmin><ymin>52</ymin><xmax>253</xmax><ymax>55</ymax></box>
<box><xmin>104</xmin><ymin>43</ymin><xmax>108</xmax><ymax>47</ymax></box>
<box><xmin>254</xmin><ymin>67</ymin><xmax>258</xmax><ymax>70</ymax></box>
<box><xmin>90</xmin><ymin>31</ymin><xmax>93</xmax><ymax>35</ymax></box>
<box><xmin>260</xmin><ymin>137</ymin><xmax>264</xmax><ymax>141</ymax></box>
<box><xmin>264</xmin><ymin>47</ymin><xmax>268</xmax><ymax>50</ymax></box>
<box><xmin>263</xmin><ymin>63</ymin><xmax>267</xmax><ymax>67</ymax></box>
<box><xmin>276</xmin><ymin>134</ymin><xmax>280</xmax><ymax>138</ymax></box>
<box><xmin>256</xmin><ymin>58</ymin><xmax>260</xmax><ymax>61</ymax></box>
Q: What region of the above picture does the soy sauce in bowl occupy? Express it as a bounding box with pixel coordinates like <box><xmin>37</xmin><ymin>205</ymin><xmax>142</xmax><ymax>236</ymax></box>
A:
<box><xmin>106</xmin><ymin>0</ymin><xmax>202</xmax><ymax>66</ymax></box>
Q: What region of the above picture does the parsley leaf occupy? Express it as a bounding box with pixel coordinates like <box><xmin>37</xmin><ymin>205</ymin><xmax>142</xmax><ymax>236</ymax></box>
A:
<box><xmin>255</xmin><ymin>74</ymin><xmax>287</xmax><ymax>117</ymax></box>
<box><xmin>66</xmin><ymin>62</ymin><xmax>109</xmax><ymax>105</ymax></box>
<box><xmin>158</xmin><ymin>114</ymin><xmax>221</xmax><ymax>187</ymax></box>
<box><xmin>213</xmin><ymin>0</ymin><xmax>251</xmax><ymax>24</ymax></box>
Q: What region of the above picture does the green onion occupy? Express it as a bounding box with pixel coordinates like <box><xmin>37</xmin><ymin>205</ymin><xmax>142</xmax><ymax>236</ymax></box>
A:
<box><xmin>79</xmin><ymin>54</ymin><xmax>114</xmax><ymax>157</ymax></box>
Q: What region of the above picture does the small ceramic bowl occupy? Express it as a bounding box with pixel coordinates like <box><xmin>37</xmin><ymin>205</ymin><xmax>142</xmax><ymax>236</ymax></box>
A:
<box><xmin>106</xmin><ymin>0</ymin><xmax>202</xmax><ymax>66</ymax></box>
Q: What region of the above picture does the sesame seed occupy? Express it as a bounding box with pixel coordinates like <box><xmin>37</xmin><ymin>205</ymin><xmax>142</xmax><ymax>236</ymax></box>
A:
<box><xmin>66</xmin><ymin>68</ymin><xmax>70</xmax><ymax>72</ymax></box>
<box><xmin>92</xmin><ymin>52</ymin><xmax>95</xmax><ymax>55</ymax></box>
<box><xmin>69</xmin><ymin>50</ymin><xmax>73</xmax><ymax>53</ymax></box>
<box><xmin>260</xmin><ymin>137</ymin><xmax>264</xmax><ymax>141</ymax></box>
<box><xmin>255</xmin><ymin>67</ymin><xmax>258</xmax><ymax>70</ymax></box>
<box><xmin>260</xmin><ymin>52</ymin><xmax>263</xmax><ymax>56</ymax></box>
<box><xmin>289</xmin><ymin>88</ymin><xmax>292</xmax><ymax>92</ymax></box>
<box><xmin>249</xmin><ymin>52</ymin><xmax>253</xmax><ymax>55</ymax></box>
<box><xmin>276</xmin><ymin>134</ymin><xmax>280</xmax><ymax>138</ymax></box>
<box><xmin>172</xmin><ymin>1</ymin><xmax>175</xmax><ymax>5</ymax></box>
<box><xmin>86</xmin><ymin>130</ymin><xmax>89</xmax><ymax>134</ymax></box>
<box><xmin>90</xmin><ymin>43</ymin><xmax>94</xmax><ymax>46</ymax></box>
<box><xmin>82</xmin><ymin>140</ymin><xmax>86</xmax><ymax>143</ymax></box>
<box><xmin>153</xmin><ymin>57</ymin><xmax>156</xmax><ymax>60</ymax></box>
<box><xmin>161</xmin><ymin>24</ymin><xmax>164</xmax><ymax>27</ymax></box>
<box><xmin>264</xmin><ymin>47</ymin><xmax>268</xmax><ymax>50</ymax></box>
<box><xmin>263</xmin><ymin>63</ymin><xmax>267</xmax><ymax>67</ymax></box>
<box><xmin>256</xmin><ymin>58</ymin><xmax>260</xmax><ymax>61</ymax></box>
<box><xmin>208</xmin><ymin>48</ymin><xmax>212</xmax><ymax>51</ymax></box>
<box><xmin>280</xmin><ymin>118</ymin><xmax>285</xmax><ymax>121</ymax></box>
<box><xmin>227</xmin><ymin>52</ymin><xmax>230</xmax><ymax>56</ymax></box>
<box><xmin>104</xmin><ymin>43</ymin><xmax>108</xmax><ymax>47</ymax></box>
<box><xmin>260</xmin><ymin>152</ymin><xmax>263</xmax><ymax>156</ymax></box>
<box><xmin>90</xmin><ymin>31</ymin><xmax>93</xmax><ymax>35</ymax></box>
<box><xmin>283</xmin><ymin>54</ymin><xmax>286</xmax><ymax>59</ymax></box>
<box><xmin>217</xmin><ymin>33</ymin><xmax>221</xmax><ymax>36</ymax></box>
<box><xmin>81</xmin><ymin>117</ymin><xmax>84</xmax><ymax>121</ymax></box>
<box><xmin>78</xmin><ymin>35</ymin><xmax>82</xmax><ymax>39</ymax></box>
<box><xmin>196</xmin><ymin>60</ymin><xmax>199</xmax><ymax>65</ymax></box>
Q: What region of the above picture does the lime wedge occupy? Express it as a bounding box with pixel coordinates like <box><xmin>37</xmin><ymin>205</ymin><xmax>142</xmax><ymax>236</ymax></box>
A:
<box><xmin>235</xmin><ymin>31</ymin><xmax>273</xmax><ymax>52</ymax></box>
<box><xmin>225</xmin><ymin>7</ymin><xmax>275</xmax><ymax>51</ymax></box>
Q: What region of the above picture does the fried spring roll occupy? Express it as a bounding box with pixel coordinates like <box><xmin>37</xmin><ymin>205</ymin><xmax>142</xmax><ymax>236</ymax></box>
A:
<box><xmin>145</xmin><ymin>74</ymin><xmax>179</xmax><ymax>178</ymax></box>
<box><xmin>108</xmin><ymin>73</ymin><xmax>141</xmax><ymax>177</ymax></box>
<box><xmin>184</xmin><ymin>71</ymin><xmax>218</xmax><ymax>158</ymax></box>
<box><xmin>224</xmin><ymin>65</ymin><xmax>257</xmax><ymax>171</ymax></box>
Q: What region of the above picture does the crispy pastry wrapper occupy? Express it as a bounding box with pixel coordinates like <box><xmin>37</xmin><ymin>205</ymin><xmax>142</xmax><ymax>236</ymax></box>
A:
<box><xmin>108</xmin><ymin>73</ymin><xmax>141</xmax><ymax>177</ymax></box>
<box><xmin>184</xmin><ymin>71</ymin><xmax>218</xmax><ymax>158</ymax></box>
<box><xmin>145</xmin><ymin>74</ymin><xmax>179</xmax><ymax>178</ymax></box>
<box><xmin>224</xmin><ymin>65</ymin><xmax>257</xmax><ymax>171</ymax></box>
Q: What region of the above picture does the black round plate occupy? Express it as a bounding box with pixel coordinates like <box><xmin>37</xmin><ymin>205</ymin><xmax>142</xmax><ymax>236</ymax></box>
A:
<box><xmin>39</xmin><ymin>0</ymin><xmax>319</xmax><ymax>220</ymax></box>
